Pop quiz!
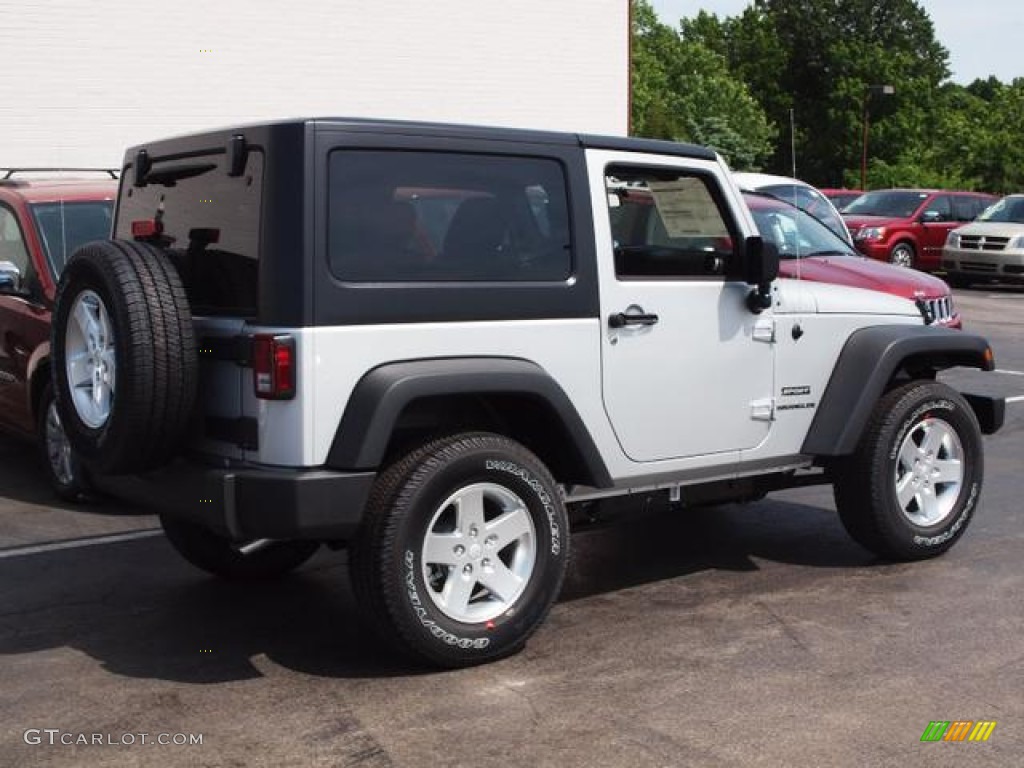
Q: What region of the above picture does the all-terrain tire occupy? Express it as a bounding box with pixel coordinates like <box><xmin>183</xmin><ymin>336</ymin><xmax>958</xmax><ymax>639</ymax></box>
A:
<box><xmin>350</xmin><ymin>432</ymin><xmax>569</xmax><ymax>668</ymax></box>
<box><xmin>161</xmin><ymin>516</ymin><xmax>320</xmax><ymax>581</ymax></box>
<box><xmin>52</xmin><ymin>240</ymin><xmax>198</xmax><ymax>474</ymax></box>
<box><xmin>833</xmin><ymin>381</ymin><xmax>983</xmax><ymax>560</ymax></box>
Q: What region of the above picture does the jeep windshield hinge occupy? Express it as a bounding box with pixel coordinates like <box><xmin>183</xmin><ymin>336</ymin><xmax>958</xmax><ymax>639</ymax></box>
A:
<box><xmin>750</xmin><ymin>397</ymin><xmax>775</xmax><ymax>421</ymax></box>
<box><xmin>753</xmin><ymin>316</ymin><xmax>776</xmax><ymax>343</ymax></box>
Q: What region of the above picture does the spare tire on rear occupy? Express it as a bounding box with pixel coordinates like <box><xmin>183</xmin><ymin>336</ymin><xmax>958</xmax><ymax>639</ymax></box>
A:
<box><xmin>52</xmin><ymin>240</ymin><xmax>198</xmax><ymax>474</ymax></box>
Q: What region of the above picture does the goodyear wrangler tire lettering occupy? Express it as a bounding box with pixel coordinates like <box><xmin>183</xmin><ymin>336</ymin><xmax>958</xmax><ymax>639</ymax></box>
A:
<box><xmin>834</xmin><ymin>382</ymin><xmax>983</xmax><ymax>560</ymax></box>
<box><xmin>349</xmin><ymin>432</ymin><xmax>569</xmax><ymax>668</ymax></box>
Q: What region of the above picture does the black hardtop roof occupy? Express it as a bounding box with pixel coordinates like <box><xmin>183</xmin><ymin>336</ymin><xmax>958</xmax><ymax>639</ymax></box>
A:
<box><xmin>124</xmin><ymin>117</ymin><xmax>718</xmax><ymax>164</ymax></box>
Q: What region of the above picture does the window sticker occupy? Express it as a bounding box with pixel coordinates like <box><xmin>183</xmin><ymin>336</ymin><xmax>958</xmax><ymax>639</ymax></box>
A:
<box><xmin>648</xmin><ymin>179</ymin><xmax>729</xmax><ymax>239</ymax></box>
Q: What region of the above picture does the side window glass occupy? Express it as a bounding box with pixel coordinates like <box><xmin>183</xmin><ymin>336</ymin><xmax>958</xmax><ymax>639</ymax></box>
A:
<box><xmin>0</xmin><ymin>206</ymin><xmax>33</xmax><ymax>288</ymax></box>
<box><xmin>606</xmin><ymin>167</ymin><xmax>736</xmax><ymax>279</ymax></box>
<box><xmin>951</xmin><ymin>196</ymin><xmax>980</xmax><ymax>222</ymax></box>
<box><xmin>923</xmin><ymin>195</ymin><xmax>952</xmax><ymax>222</ymax></box>
<box><xmin>328</xmin><ymin>151</ymin><xmax>572</xmax><ymax>283</ymax></box>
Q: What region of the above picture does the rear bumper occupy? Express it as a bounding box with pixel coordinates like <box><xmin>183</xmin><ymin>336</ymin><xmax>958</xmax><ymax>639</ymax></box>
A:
<box><xmin>99</xmin><ymin>460</ymin><xmax>376</xmax><ymax>541</ymax></box>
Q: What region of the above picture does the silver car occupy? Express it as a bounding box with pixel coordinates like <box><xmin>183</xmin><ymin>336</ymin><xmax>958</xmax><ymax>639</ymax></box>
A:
<box><xmin>943</xmin><ymin>194</ymin><xmax>1024</xmax><ymax>287</ymax></box>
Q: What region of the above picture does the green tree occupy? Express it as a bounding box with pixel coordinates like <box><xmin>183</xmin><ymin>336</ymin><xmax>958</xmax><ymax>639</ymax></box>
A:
<box><xmin>631</xmin><ymin>1</ymin><xmax>776</xmax><ymax>169</ymax></box>
<box><xmin>680</xmin><ymin>0</ymin><xmax>951</xmax><ymax>187</ymax></box>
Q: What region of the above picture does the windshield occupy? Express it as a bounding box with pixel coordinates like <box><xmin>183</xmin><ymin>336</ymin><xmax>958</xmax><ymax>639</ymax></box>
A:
<box><xmin>744</xmin><ymin>193</ymin><xmax>856</xmax><ymax>260</ymax></box>
<box><xmin>978</xmin><ymin>196</ymin><xmax>1024</xmax><ymax>224</ymax></box>
<box><xmin>843</xmin><ymin>190</ymin><xmax>928</xmax><ymax>218</ymax></box>
<box><xmin>30</xmin><ymin>201</ymin><xmax>113</xmax><ymax>276</ymax></box>
<box><xmin>758</xmin><ymin>183</ymin><xmax>849</xmax><ymax>243</ymax></box>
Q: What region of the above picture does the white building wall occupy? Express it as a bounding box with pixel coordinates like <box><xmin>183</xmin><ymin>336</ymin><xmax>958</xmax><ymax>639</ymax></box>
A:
<box><xmin>0</xmin><ymin>0</ymin><xmax>628</xmax><ymax>168</ymax></box>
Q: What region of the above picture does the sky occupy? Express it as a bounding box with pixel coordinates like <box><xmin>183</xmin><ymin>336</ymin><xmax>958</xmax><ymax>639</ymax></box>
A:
<box><xmin>649</xmin><ymin>0</ymin><xmax>1022</xmax><ymax>85</ymax></box>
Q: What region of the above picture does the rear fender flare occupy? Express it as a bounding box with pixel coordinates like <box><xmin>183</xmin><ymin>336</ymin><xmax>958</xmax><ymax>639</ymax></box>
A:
<box><xmin>326</xmin><ymin>357</ymin><xmax>613</xmax><ymax>487</ymax></box>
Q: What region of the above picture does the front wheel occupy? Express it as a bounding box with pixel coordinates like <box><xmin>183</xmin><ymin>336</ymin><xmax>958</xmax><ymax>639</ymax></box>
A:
<box><xmin>349</xmin><ymin>433</ymin><xmax>569</xmax><ymax>668</ymax></box>
<box><xmin>833</xmin><ymin>381</ymin><xmax>983</xmax><ymax>560</ymax></box>
<box><xmin>38</xmin><ymin>382</ymin><xmax>92</xmax><ymax>502</ymax></box>
<box><xmin>889</xmin><ymin>242</ymin><xmax>916</xmax><ymax>268</ymax></box>
<box><xmin>160</xmin><ymin>516</ymin><xmax>320</xmax><ymax>581</ymax></box>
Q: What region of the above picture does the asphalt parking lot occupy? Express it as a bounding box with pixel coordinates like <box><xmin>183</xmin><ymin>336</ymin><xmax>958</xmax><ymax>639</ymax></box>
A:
<box><xmin>1</xmin><ymin>287</ymin><xmax>1022</xmax><ymax>768</ymax></box>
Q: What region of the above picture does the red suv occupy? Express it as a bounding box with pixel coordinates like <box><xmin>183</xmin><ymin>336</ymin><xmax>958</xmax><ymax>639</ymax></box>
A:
<box><xmin>0</xmin><ymin>170</ymin><xmax>116</xmax><ymax>499</ymax></box>
<box><xmin>843</xmin><ymin>189</ymin><xmax>996</xmax><ymax>270</ymax></box>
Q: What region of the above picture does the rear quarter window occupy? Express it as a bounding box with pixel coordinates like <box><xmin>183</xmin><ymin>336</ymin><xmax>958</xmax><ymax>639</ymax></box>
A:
<box><xmin>328</xmin><ymin>150</ymin><xmax>572</xmax><ymax>283</ymax></box>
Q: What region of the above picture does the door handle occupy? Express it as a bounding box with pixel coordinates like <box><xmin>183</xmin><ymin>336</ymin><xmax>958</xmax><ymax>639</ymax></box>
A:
<box><xmin>608</xmin><ymin>311</ymin><xmax>659</xmax><ymax>329</ymax></box>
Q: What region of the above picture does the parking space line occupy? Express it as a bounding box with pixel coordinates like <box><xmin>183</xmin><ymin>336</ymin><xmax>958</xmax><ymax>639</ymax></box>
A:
<box><xmin>0</xmin><ymin>529</ymin><xmax>163</xmax><ymax>560</ymax></box>
<box><xmin>1007</xmin><ymin>396</ymin><xmax>1024</xmax><ymax>404</ymax></box>
<box><xmin>995</xmin><ymin>369</ymin><xmax>1024</xmax><ymax>376</ymax></box>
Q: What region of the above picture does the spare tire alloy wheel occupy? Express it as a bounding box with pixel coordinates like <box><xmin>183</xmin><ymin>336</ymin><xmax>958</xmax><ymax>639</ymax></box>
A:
<box><xmin>65</xmin><ymin>289</ymin><xmax>115</xmax><ymax>429</ymax></box>
<box><xmin>52</xmin><ymin>240</ymin><xmax>197</xmax><ymax>474</ymax></box>
<box><xmin>834</xmin><ymin>381</ymin><xmax>983</xmax><ymax>561</ymax></box>
<box><xmin>351</xmin><ymin>433</ymin><xmax>569</xmax><ymax>668</ymax></box>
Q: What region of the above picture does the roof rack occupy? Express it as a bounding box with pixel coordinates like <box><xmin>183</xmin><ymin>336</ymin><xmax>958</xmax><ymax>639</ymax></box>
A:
<box><xmin>1</xmin><ymin>168</ymin><xmax>119</xmax><ymax>180</ymax></box>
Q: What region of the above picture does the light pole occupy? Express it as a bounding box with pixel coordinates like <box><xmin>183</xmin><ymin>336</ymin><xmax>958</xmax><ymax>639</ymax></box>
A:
<box><xmin>861</xmin><ymin>84</ymin><xmax>895</xmax><ymax>191</ymax></box>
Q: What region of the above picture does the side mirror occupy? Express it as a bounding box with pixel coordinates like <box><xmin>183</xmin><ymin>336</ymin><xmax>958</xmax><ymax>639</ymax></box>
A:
<box><xmin>743</xmin><ymin>236</ymin><xmax>778</xmax><ymax>313</ymax></box>
<box><xmin>0</xmin><ymin>260</ymin><xmax>22</xmax><ymax>293</ymax></box>
<box><xmin>920</xmin><ymin>209</ymin><xmax>942</xmax><ymax>224</ymax></box>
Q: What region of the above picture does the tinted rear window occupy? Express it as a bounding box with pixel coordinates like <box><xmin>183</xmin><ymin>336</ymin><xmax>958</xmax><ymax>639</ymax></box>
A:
<box><xmin>328</xmin><ymin>150</ymin><xmax>572</xmax><ymax>282</ymax></box>
<box><xmin>115</xmin><ymin>151</ymin><xmax>263</xmax><ymax>316</ymax></box>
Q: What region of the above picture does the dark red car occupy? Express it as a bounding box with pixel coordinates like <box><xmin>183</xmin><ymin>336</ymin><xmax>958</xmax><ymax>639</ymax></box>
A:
<box><xmin>609</xmin><ymin>186</ymin><xmax>959</xmax><ymax>328</ymax></box>
<box><xmin>0</xmin><ymin>171</ymin><xmax>116</xmax><ymax>499</ymax></box>
<box><xmin>745</xmin><ymin>192</ymin><xmax>959</xmax><ymax>327</ymax></box>
<box><xmin>843</xmin><ymin>188</ymin><xmax>997</xmax><ymax>271</ymax></box>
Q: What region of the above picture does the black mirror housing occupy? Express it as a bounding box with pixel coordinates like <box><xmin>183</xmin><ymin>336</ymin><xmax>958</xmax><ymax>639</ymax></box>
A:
<box><xmin>743</xmin><ymin>236</ymin><xmax>778</xmax><ymax>313</ymax></box>
<box><xmin>744</xmin><ymin>235</ymin><xmax>780</xmax><ymax>286</ymax></box>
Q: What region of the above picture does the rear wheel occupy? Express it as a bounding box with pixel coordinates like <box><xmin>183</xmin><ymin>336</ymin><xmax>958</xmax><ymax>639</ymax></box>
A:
<box><xmin>889</xmin><ymin>242</ymin><xmax>916</xmax><ymax>268</ymax></box>
<box><xmin>160</xmin><ymin>516</ymin><xmax>320</xmax><ymax>581</ymax></box>
<box><xmin>350</xmin><ymin>433</ymin><xmax>569</xmax><ymax>668</ymax></box>
<box><xmin>52</xmin><ymin>240</ymin><xmax>197</xmax><ymax>474</ymax></box>
<box><xmin>833</xmin><ymin>381</ymin><xmax>983</xmax><ymax>560</ymax></box>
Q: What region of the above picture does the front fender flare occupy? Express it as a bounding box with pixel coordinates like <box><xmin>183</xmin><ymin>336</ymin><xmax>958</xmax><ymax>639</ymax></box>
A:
<box><xmin>802</xmin><ymin>325</ymin><xmax>994</xmax><ymax>457</ymax></box>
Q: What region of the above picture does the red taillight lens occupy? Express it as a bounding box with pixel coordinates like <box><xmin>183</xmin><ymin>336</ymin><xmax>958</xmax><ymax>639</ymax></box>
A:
<box><xmin>131</xmin><ymin>218</ymin><xmax>163</xmax><ymax>239</ymax></box>
<box><xmin>252</xmin><ymin>334</ymin><xmax>295</xmax><ymax>400</ymax></box>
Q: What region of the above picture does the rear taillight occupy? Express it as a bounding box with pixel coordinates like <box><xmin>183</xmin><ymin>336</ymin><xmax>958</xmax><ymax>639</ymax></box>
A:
<box><xmin>131</xmin><ymin>218</ymin><xmax>163</xmax><ymax>239</ymax></box>
<box><xmin>252</xmin><ymin>334</ymin><xmax>295</xmax><ymax>400</ymax></box>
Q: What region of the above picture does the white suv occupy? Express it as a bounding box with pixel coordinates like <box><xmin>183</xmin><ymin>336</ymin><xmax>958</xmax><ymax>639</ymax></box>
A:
<box><xmin>50</xmin><ymin>119</ymin><xmax>1004</xmax><ymax>667</ymax></box>
<box><xmin>943</xmin><ymin>193</ymin><xmax>1024</xmax><ymax>287</ymax></box>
